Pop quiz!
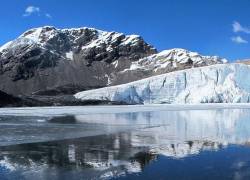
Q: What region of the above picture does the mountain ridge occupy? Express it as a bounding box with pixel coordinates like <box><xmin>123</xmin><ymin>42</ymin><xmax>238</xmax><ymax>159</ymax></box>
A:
<box><xmin>0</xmin><ymin>26</ymin><xmax>156</xmax><ymax>95</ymax></box>
<box><xmin>0</xmin><ymin>26</ymin><xmax>228</xmax><ymax>103</ymax></box>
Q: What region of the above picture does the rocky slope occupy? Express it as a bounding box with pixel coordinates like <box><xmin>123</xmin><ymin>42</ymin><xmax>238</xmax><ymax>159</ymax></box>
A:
<box><xmin>0</xmin><ymin>90</ymin><xmax>49</xmax><ymax>107</ymax></box>
<box><xmin>236</xmin><ymin>59</ymin><xmax>250</xmax><ymax>65</ymax></box>
<box><xmin>111</xmin><ymin>48</ymin><xmax>227</xmax><ymax>85</ymax></box>
<box><xmin>0</xmin><ymin>26</ymin><xmax>156</xmax><ymax>95</ymax></box>
<box><xmin>0</xmin><ymin>26</ymin><xmax>227</xmax><ymax>97</ymax></box>
<box><xmin>75</xmin><ymin>63</ymin><xmax>250</xmax><ymax>104</ymax></box>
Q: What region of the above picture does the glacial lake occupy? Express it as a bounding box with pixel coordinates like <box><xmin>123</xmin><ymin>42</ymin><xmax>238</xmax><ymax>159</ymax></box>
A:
<box><xmin>1</xmin><ymin>105</ymin><xmax>250</xmax><ymax>179</ymax></box>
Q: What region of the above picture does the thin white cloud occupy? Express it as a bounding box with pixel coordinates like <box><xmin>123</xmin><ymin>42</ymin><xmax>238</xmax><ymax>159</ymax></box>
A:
<box><xmin>45</xmin><ymin>13</ymin><xmax>52</xmax><ymax>19</ymax></box>
<box><xmin>231</xmin><ymin>36</ymin><xmax>248</xmax><ymax>44</ymax></box>
<box><xmin>233</xmin><ymin>21</ymin><xmax>250</xmax><ymax>34</ymax></box>
<box><xmin>23</xmin><ymin>6</ymin><xmax>52</xmax><ymax>19</ymax></box>
<box><xmin>23</xmin><ymin>6</ymin><xmax>40</xmax><ymax>17</ymax></box>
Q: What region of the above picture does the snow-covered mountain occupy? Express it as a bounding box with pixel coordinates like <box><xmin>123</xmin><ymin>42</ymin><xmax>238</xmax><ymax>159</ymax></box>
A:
<box><xmin>0</xmin><ymin>26</ymin><xmax>227</xmax><ymax>96</ymax></box>
<box><xmin>130</xmin><ymin>48</ymin><xmax>226</xmax><ymax>72</ymax></box>
<box><xmin>75</xmin><ymin>63</ymin><xmax>250</xmax><ymax>104</ymax></box>
<box><xmin>0</xmin><ymin>26</ymin><xmax>155</xmax><ymax>63</ymax></box>
<box><xmin>0</xmin><ymin>26</ymin><xmax>156</xmax><ymax>95</ymax></box>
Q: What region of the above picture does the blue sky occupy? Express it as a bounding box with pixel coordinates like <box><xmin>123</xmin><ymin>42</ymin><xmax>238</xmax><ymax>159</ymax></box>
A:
<box><xmin>0</xmin><ymin>0</ymin><xmax>250</xmax><ymax>61</ymax></box>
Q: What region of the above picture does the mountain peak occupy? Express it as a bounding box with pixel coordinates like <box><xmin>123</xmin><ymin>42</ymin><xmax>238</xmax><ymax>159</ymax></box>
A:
<box><xmin>0</xmin><ymin>26</ymin><xmax>156</xmax><ymax>95</ymax></box>
<box><xmin>0</xmin><ymin>26</ymin><xmax>155</xmax><ymax>55</ymax></box>
<box><xmin>12</xmin><ymin>26</ymin><xmax>145</xmax><ymax>49</ymax></box>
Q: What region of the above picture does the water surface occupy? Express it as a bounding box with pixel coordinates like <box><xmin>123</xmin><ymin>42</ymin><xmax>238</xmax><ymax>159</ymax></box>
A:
<box><xmin>1</xmin><ymin>105</ymin><xmax>250</xmax><ymax>179</ymax></box>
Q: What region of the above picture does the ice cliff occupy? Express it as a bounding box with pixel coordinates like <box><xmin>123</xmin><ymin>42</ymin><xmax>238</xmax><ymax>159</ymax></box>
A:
<box><xmin>75</xmin><ymin>63</ymin><xmax>250</xmax><ymax>104</ymax></box>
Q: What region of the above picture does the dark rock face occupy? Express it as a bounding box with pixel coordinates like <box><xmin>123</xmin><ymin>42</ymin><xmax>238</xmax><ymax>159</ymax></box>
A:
<box><xmin>0</xmin><ymin>90</ymin><xmax>126</xmax><ymax>107</ymax></box>
<box><xmin>0</xmin><ymin>90</ymin><xmax>45</xmax><ymax>107</ymax></box>
<box><xmin>0</xmin><ymin>26</ymin><xmax>156</xmax><ymax>95</ymax></box>
<box><xmin>0</xmin><ymin>90</ymin><xmax>54</xmax><ymax>107</ymax></box>
<box><xmin>0</xmin><ymin>90</ymin><xmax>22</xmax><ymax>107</ymax></box>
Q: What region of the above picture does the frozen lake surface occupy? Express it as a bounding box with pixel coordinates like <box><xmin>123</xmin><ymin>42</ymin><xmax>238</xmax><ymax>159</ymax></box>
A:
<box><xmin>1</xmin><ymin>104</ymin><xmax>250</xmax><ymax>179</ymax></box>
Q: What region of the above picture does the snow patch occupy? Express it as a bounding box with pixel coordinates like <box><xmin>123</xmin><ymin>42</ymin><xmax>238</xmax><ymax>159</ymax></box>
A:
<box><xmin>0</xmin><ymin>41</ymin><xmax>13</xmax><ymax>52</ymax></box>
<box><xmin>19</xmin><ymin>27</ymin><xmax>43</xmax><ymax>43</ymax></box>
<box><xmin>112</xmin><ymin>60</ymin><xmax>119</xmax><ymax>68</ymax></box>
<box><xmin>66</xmin><ymin>51</ymin><xmax>74</xmax><ymax>60</ymax></box>
<box><xmin>105</xmin><ymin>74</ymin><xmax>112</xmax><ymax>85</ymax></box>
<box><xmin>121</xmin><ymin>35</ymin><xmax>140</xmax><ymax>46</ymax></box>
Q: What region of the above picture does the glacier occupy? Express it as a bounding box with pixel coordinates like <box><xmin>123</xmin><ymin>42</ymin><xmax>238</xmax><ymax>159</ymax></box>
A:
<box><xmin>75</xmin><ymin>63</ymin><xmax>250</xmax><ymax>104</ymax></box>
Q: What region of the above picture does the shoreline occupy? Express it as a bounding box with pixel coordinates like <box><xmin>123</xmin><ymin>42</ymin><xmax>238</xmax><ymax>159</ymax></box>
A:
<box><xmin>1</xmin><ymin>103</ymin><xmax>250</xmax><ymax>116</ymax></box>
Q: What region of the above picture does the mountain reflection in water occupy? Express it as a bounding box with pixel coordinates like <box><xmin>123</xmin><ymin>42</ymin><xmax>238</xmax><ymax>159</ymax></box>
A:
<box><xmin>1</xmin><ymin>107</ymin><xmax>250</xmax><ymax>179</ymax></box>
